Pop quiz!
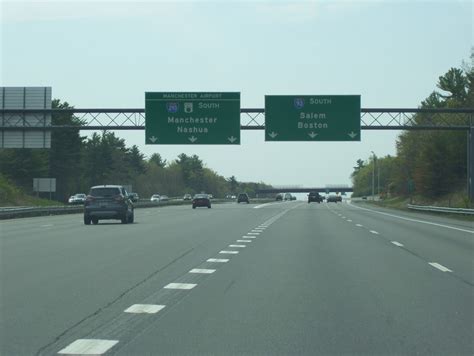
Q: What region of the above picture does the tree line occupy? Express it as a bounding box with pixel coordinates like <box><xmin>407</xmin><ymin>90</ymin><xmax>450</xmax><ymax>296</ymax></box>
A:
<box><xmin>0</xmin><ymin>99</ymin><xmax>272</xmax><ymax>202</ymax></box>
<box><xmin>351</xmin><ymin>54</ymin><xmax>473</xmax><ymax>203</ymax></box>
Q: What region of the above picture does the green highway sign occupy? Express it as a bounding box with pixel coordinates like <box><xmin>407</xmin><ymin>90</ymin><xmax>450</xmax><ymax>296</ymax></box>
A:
<box><xmin>265</xmin><ymin>95</ymin><xmax>361</xmax><ymax>141</ymax></box>
<box><xmin>145</xmin><ymin>92</ymin><xmax>240</xmax><ymax>145</ymax></box>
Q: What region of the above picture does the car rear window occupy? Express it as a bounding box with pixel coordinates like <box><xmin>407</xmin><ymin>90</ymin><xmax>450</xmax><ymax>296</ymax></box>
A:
<box><xmin>90</xmin><ymin>187</ymin><xmax>121</xmax><ymax>197</ymax></box>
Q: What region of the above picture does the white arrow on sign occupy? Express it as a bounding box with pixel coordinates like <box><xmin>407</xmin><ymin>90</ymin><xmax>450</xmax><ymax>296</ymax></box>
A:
<box><xmin>188</xmin><ymin>136</ymin><xmax>198</xmax><ymax>143</ymax></box>
<box><xmin>268</xmin><ymin>131</ymin><xmax>278</xmax><ymax>139</ymax></box>
<box><xmin>348</xmin><ymin>131</ymin><xmax>358</xmax><ymax>139</ymax></box>
<box><xmin>149</xmin><ymin>136</ymin><xmax>158</xmax><ymax>143</ymax></box>
<box><xmin>228</xmin><ymin>136</ymin><xmax>237</xmax><ymax>143</ymax></box>
<box><xmin>308</xmin><ymin>131</ymin><xmax>318</xmax><ymax>139</ymax></box>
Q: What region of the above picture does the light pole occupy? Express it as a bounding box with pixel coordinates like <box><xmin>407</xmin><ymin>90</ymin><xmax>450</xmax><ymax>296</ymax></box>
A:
<box><xmin>371</xmin><ymin>151</ymin><xmax>376</xmax><ymax>201</ymax></box>
<box><xmin>377</xmin><ymin>164</ymin><xmax>380</xmax><ymax>196</ymax></box>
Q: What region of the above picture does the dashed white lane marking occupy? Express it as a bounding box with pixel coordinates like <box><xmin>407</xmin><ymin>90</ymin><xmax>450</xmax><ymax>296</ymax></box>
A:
<box><xmin>58</xmin><ymin>339</ymin><xmax>118</xmax><ymax>355</ymax></box>
<box><xmin>124</xmin><ymin>304</ymin><xmax>165</xmax><ymax>314</ymax></box>
<box><xmin>429</xmin><ymin>262</ymin><xmax>453</xmax><ymax>272</ymax></box>
<box><xmin>252</xmin><ymin>229</ymin><xmax>264</xmax><ymax>232</ymax></box>
<box><xmin>346</xmin><ymin>219</ymin><xmax>352</xmax><ymax>222</ymax></box>
<box><xmin>207</xmin><ymin>258</ymin><xmax>229</xmax><ymax>263</ymax></box>
<box><xmin>189</xmin><ymin>268</ymin><xmax>216</xmax><ymax>274</ymax></box>
<box><xmin>349</xmin><ymin>202</ymin><xmax>474</xmax><ymax>234</ymax></box>
<box><xmin>243</xmin><ymin>236</ymin><xmax>256</xmax><ymax>239</ymax></box>
<box><xmin>229</xmin><ymin>244</ymin><xmax>246</xmax><ymax>248</ymax></box>
<box><xmin>237</xmin><ymin>240</ymin><xmax>251</xmax><ymax>243</ymax></box>
<box><xmin>391</xmin><ymin>241</ymin><xmax>404</xmax><ymax>247</ymax></box>
<box><xmin>164</xmin><ymin>283</ymin><xmax>197</xmax><ymax>290</ymax></box>
<box><xmin>369</xmin><ymin>230</ymin><xmax>379</xmax><ymax>234</ymax></box>
<box><xmin>356</xmin><ymin>224</ymin><xmax>363</xmax><ymax>227</ymax></box>
<box><xmin>219</xmin><ymin>250</ymin><xmax>239</xmax><ymax>254</ymax></box>
<box><xmin>247</xmin><ymin>232</ymin><xmax>260</xmax><ymax>235</ymax></box>
<box><xmin>254</xmin><ymin>202</ymin><xmax>281</xmax><ymax>209</ymax></box>
<box><xmin>41</xmin><ymin>224</ymin><xmax>53</xmax><ymax>227</ymax></box>
<box><xmin>342</xmin><ymin>216</ymin><xmax>346</xmax><ymax>219</ymax></box>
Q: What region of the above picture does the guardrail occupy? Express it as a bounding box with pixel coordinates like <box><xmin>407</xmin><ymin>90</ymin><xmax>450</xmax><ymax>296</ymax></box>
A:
<box><xmin>0</xmin><ymin>198</ymin><xmax>273</xmax><ymax>220</ymax></box>
<box><xmin>0</xmin><ymin>200</ymin><xmax>195</xmax><ymax>219</ymax></box>
<box><xmin>407</xmin><ymin>204</ymin><xmax>474</xmax><ymax>215</ymax></box>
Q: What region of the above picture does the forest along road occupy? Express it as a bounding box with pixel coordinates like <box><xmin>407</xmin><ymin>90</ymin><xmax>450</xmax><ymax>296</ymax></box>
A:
<box><xmin>0</xmin><ymin>201</ymin><xmax>473</xmax><ymax>355</ymax></box>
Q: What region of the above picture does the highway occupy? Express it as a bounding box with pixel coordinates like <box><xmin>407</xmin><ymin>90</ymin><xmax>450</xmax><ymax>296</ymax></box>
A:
<box><xmin>0</xmin><ymin>201</ymin><xmax>473</xmax><ymax>355</ymax></box>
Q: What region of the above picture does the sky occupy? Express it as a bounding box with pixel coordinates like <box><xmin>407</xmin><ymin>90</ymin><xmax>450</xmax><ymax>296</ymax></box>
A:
<box><xmin>1</xmin><ymin>0</ymin><xmax>472</xmax><ymax>188</ymax></box>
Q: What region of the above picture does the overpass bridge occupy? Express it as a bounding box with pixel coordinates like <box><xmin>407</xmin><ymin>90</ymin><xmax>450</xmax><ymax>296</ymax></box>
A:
<box><xmin>256</xmin><ymin>187</ymin><xmax>353</xmax><ymax>194</ymax></box>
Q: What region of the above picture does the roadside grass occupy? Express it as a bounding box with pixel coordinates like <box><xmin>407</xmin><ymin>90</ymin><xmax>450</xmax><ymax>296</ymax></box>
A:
<box><xmin>356</xmin><ymin>192</ymin><xmax>473</xmax><ymax>222</ymax></box>
<box><xmin>0</xmin><ymin>175</ymin><xmax>62</xmax><ymax>207</ymax></box>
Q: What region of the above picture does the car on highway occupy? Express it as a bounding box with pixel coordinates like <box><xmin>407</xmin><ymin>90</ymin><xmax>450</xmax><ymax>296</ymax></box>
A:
<box><xmin>308</xmin><ymin>191</ymin><xmax>323</xmax><ymax>203</ymax></box>
<box><xmin>160</xmin><ymin>195</ymin><xmax>170</xmax><ymax>202</ymax></box>
<box><xmin>68</xmin><ymin>193</ymin><xmax>86</xmax><ymax>204</ymax></box>
<box><xmin>128</xmin><ymin>192</ymin><xmax>139</xmax><ymax>202</ymax></box>
<box><xmin>84</xmin><ymin>185</ymin><xmax>134</xmax><ymax>224</ymax></box>
<box><xmin>276</xmin><ymin>194</ymin><xmax>283</xmax><ymax>201</ymax></box>
<box><xmin>150</xmin><ymin>194</ymin><xmax>160</xmax><ymax>202</ymax></box>
<box><xmin>183</xmin><ymin>193</ymin><xmax>192</xmax><ymax>200</ymax></box>
<box><xmin>327</xmin><ymin>195</ymin><xmax>339</xmax><ymax>203</ymax></box>
<box><xmin>192</xmin><ymin>194</ymin><xmax>211</xmax><ymax>209</ymax></box>
<box><xmin>336</xmin><ymin>195</ymin><xmax>342</xmax><ymax>202</ymax></box>
<box><xmin>237</xmin><ymin>193</ymin><xmax>249</xmax><ymax>204</ymax></box>
<box><xmin>284</xmin><ymin>193</ymin><xmax>293</xmax><ymax>201</ymax></box>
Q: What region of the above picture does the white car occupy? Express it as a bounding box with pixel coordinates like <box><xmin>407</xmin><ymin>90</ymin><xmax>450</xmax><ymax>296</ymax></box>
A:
<box><xmin>68</xmin><ymin>193</ymin><xmax>86</xmax><ymax>204</ymax></box>
<box><xmin>150</xmin><ymin>194</ymin><xmax>160</xmax><ymax>202</ymax></box>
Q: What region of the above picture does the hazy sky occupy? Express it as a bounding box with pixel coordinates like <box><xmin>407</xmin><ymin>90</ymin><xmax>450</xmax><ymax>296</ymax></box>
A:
<box><xmin>1</xmin><ymin>0</ymin><xmax>472</xmax><ymax>188</ymax></box>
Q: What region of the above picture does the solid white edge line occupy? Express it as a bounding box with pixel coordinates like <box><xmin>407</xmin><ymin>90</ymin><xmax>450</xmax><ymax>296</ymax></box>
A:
<box><xmin>189</xmin><ymin>268</ymin><xmax>216</xmax><ymax>274</ymax></box>
<box><xmin>391</xmin><ymin>241</ymin><xmax>404</xmax><ymax>247</ymax></box>
<box><xmin>124</xmin><ymin>304</ymin><xmax>165</xmax><ymax>314</ymax></box>
<box><xmin>349</xmin><ymin>202</ymin><xmax>474</xmax><ymax>234</ymax></box>
<box><xmin>58</xmin><ymin>339</ymin><xmax>119</xmax><ymax>355</ymax></box>
<box><xmin>164</xmin><ymin>283</ymin><xmax>197</xmax><ymax>290</ymax></box>
<box><xmin>207</xmin><ymin>258</ymin><xmax>229</xmax><ymax>263</ymax></box>
<box><xmin>429</xmin><ymin>262</ymin><xmax>453</xmax><ymax>272</ymax></box>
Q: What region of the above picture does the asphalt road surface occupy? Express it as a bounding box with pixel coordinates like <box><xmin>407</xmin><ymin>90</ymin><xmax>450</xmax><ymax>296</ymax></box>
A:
<box><xmin>1</xmin><ymin>200</ymin><xmax>473</xmax><ymax>355</ymax></box>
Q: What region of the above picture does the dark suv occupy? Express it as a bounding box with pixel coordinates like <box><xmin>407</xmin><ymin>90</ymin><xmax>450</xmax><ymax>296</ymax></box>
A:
<box><xmin>308</xmin><ymin>191</ymin><xmax>323</xmax><ymax>203</ymax></box>
<box><xmin>237</xmin><ymin>193</ymin><xmax>249</xmax><ymax>204</ymax></box>
<box><xmin>84</xmin><ymin>185</ymin><xmax>134</xmax><ymax>225</ymax></box>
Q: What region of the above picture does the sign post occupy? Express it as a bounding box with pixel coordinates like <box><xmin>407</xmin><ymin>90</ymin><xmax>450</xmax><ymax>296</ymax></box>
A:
<box><xmin>265</xmin><ymin>95</ymin><xmax>361</xmax><ymax>141</ymax></box>
<box><xmin>145</xmin><ymin>92</ymin><xmax>240</xmax><ymax>145</ymax></box>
